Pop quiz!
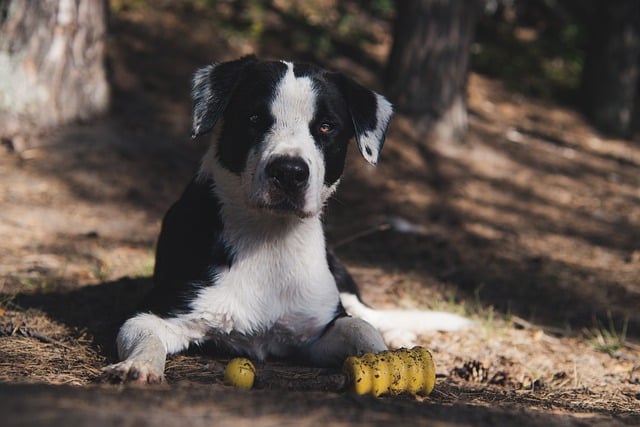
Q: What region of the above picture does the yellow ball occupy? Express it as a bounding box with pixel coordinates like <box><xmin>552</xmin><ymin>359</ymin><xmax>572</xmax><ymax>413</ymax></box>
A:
<box><xmin>224</xmin><ymin>358</ymin><xmax>256</xmax><ymax>389</ymax></box>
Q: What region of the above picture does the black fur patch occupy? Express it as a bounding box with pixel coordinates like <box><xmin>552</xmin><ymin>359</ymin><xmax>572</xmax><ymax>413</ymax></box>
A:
<box><xmin>216</xmin><ymin>61</ymin><xmax>287</xmax><ymax>174</ymax></box>
<box><xmin>147</xmin><ymin>177</ymin><xmax>232</xmax><ymax>316</ymax></box>
<box><xmin>326</xmin><ymin>249</ymin><xmax>361</xmax><ymax>299</ymax></box>
<box><xmin>191</xmin><ymin>55</ymin><xmax>258</xmax><ymax>138</ymax></box>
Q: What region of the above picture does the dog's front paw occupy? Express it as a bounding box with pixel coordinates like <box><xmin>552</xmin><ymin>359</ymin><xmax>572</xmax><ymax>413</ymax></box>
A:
<box><xmin>103</xmin><ymin>359</ymin><xmax>165</xmax><ymax>384</ymax></box>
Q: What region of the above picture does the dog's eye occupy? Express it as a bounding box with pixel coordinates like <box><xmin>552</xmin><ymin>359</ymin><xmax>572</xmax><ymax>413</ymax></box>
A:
<box><xmin>318</xmin><ymin>122</ymin><xmax>334</xmax><ymax>134</ymax></box>
<box><xmin>249</xmin><ymin>114</ymin><xmax>260</xmax><ymax>124</ymax></box>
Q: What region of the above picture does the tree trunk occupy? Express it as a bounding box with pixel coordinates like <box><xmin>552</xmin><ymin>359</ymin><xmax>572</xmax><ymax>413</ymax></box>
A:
<box><xmin>0</xmin><ymin>0</ymin><xmax>109</xmax><ymax>148</ymax></box>
<box><xmin>385</xmin><ymin>0</ymin><xmax>483</xmax><ymax>142</ymax></box>
<box><xmin>581</xmin><ymin>0</ymin><xmax>640</xmax><ymax>138</ymax></box>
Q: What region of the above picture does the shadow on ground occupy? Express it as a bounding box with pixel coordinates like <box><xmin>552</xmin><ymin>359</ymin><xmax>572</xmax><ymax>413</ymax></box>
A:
<box><xmin>2</xmin><ymin>381</ymin><xmax>637</xmax><ymax>427</ymax></box>
<box><xmin>11</xmin><ymin>277</ymin><xmax>153</xmax><ymax>357</ymax></box>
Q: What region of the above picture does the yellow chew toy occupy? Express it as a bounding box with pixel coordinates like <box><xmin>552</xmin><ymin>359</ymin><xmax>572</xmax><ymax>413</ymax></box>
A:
<box><xmin>343</xmin><ymin>346</ymin><xmax>436</xmax><ymax>397</ymax></box>
<box><xmin>224</xmin><ymin>357</ymin><xmax>256</xmax><ymax>389</ymax></box>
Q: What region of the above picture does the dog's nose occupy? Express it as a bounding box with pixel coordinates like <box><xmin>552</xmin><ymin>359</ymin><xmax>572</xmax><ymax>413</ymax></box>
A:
<box><xmin>266</xmin><ymin>156</ymin><xmax>310</xmax><ymax>192</ymax></box>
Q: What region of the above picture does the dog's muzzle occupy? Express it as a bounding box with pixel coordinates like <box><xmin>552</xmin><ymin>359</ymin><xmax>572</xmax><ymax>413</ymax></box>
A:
<box><xmin>258</xmin><ymin>156</ymin><xmax>310</xmax><ymax>216</ymax></box>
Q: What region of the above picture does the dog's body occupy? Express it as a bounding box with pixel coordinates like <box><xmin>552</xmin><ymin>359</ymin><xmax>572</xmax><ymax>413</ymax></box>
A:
<box><xmin>105</xmin><ymin>57</ymin><xmax>470</xmax><ymax>383</ymax></box>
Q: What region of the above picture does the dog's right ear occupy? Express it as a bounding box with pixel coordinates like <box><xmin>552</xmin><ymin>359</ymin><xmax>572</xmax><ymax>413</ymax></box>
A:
<box><xmin>191</xmin><ymin>55</ymin><xmax>258</xmax><ymax>138</ymax></box>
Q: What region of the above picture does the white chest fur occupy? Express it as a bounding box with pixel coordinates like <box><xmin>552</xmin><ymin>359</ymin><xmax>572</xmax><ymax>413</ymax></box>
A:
<box><xmin>183</xmin><ymin>213</ymin><xmax>340</xmax><ymax>357</ymax></box>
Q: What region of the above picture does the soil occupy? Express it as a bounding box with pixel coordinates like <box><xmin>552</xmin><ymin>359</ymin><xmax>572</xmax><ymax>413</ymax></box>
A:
<box><xmin>1</xmin><ymin>3</ymin><xmax>639</xmax><ymax>426</ymax></box>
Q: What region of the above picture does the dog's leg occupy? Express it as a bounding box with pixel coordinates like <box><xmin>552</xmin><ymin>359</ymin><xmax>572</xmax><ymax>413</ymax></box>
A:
<box><xmin>302</xmin><ymin>317</ymin><xmax>387</xmax><ymax>367</ymax></box>
<box><xmin>103</xmin><ymin>313</ymin><xmax>201</xmax><ymax>384</ymax></box>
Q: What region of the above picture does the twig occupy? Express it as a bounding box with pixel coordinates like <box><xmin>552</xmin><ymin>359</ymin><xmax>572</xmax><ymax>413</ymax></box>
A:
<box><xmin>29</xmin><ymin>331</ymin><xmax>72</xmax><ymax>350</ymax></box>
<box><xmin>623</xmin><ymin>341</ymin><xmax>640</xmax><ymax>351</ymax></box>
<box><xmin>333</xmin><ymin>223</ymin><xmax>391</xmax><ymax>248</ymax></box>
<box><xmin>510</xmin><ymin>316</ymin><xmax>567</xmax><ymax>337</ymax></box>
<box><xmin>11</xmin><ymin>323</ymin><xmax>21</xmax><ymax>336</ymax></box>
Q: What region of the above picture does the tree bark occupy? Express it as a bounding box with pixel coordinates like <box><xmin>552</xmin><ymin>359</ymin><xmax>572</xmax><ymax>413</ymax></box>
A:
<box><xmin>385</xmin><ymin>0</ymin><xmax>483</xmax><ymax>142</ymax></box>
<box><xmin>581</xmin><ymin>0</ymin><xmax>640</xmax><ymax>138</ymax></box>
<box><xmin>0</xmin><ymin>0</ymin><xmax>109</xmax><ymax>147</ymax></box>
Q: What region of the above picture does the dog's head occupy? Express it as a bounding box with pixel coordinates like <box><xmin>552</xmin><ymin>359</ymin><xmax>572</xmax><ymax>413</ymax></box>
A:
<box><xmin>192</xmin><ymin>56</ymin><xmax>392</xmax><ymax>218</ymax></box>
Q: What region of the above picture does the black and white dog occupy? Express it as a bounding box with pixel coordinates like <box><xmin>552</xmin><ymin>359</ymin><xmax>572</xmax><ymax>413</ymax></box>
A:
<box><xmin>105</xmin><ymin>56</ymin><xmax>470</xmax><ymax>383</ymax></box>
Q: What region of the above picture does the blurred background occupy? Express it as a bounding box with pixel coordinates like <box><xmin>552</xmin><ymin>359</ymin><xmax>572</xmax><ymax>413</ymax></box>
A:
<box><xmin>2</xmin><ymin>0</ymin><xmax>640</xmax><ymax>143</ymax></box>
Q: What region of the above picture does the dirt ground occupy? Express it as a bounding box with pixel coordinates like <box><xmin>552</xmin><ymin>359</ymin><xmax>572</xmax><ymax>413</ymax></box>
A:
<box><xmin>1</xmin><ymin>3</ymin><xmax>639</xmax><ymax>426</ymax></box>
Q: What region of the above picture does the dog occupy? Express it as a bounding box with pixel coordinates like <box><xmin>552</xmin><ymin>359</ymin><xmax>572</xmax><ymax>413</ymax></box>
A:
<box><xmin>104</xmin><ymin>56</ymin><xmax>471</xmax><ymax>384</ymax></box>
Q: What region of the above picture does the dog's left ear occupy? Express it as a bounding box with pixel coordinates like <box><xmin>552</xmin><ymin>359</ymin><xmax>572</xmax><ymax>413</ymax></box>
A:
<box><xmin>191</xmin><ymin>55</ymin><xmax>258</xmax><ymax>138</ymax></box>
<box><xmin>330</xmin><ymin>73</ymin><xmax>393</xmax><ymax>166</ymax></box>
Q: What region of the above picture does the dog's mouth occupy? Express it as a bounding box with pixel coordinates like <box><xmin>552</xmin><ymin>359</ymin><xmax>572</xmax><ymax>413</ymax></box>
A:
<box><xmin>252</xmin><ymin>189</ymin><xmax>313</xmax><ymax>218</ymax></box>
<box><xmin>256</xmin><ymin>201</ymin><xmax>313</xmax><ymax>218</ymax></box>
<box><xmin>250</xmin><ymin>185</ymin><xmax>313</xmax><ymax>218</ymax></box>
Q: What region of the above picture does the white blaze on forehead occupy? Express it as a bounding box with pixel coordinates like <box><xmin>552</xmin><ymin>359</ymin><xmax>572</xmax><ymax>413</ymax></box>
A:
<box><xmin>255</xmin><ymin>61</ymin><xmax>326</xmax><ymax>216</ymax></box>
<box><xmin>271</xmin><ymin>62</ymin><xmax>317</xmax><ymax>135</ymax></box>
